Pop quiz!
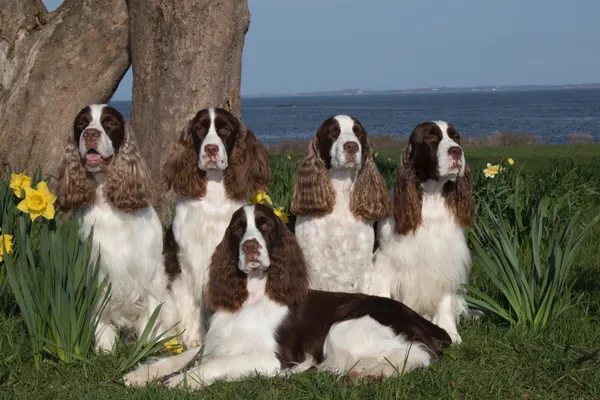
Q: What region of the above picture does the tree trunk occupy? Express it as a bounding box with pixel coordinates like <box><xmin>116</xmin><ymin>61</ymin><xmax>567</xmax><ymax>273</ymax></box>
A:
<box><xmin>0</xmin><ymin>0</ymin><xmax>130</xmax><ymax>176</ymax></box>
<box><xmin>128</xmin><ymin>0</ymin><xmax>251</xmax><ymax>185</ymax></box>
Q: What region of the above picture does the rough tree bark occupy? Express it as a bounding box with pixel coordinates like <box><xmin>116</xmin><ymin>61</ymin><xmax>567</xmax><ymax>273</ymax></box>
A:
<box><xmin>0</xmin><ymin>0</ymin><xmax>130</xmax><ymax>175</ymax></box>
<box><xmin>128</xmin><ymin>0</ymin><xmax>251</xmax><ymax>182</ymax></box>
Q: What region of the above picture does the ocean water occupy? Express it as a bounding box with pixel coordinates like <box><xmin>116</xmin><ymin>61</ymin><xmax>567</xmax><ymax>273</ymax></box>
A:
<box><xmin>111</xmin><ymin>88</ymin><xmax>600</xmax><ymax>144</ymax></box>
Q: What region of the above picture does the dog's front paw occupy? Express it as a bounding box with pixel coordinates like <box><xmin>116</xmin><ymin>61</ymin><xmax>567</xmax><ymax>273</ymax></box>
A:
<box><xmin>123</xmin><ymin>368</ymin><xmax>153</xmax><ymax>388</ymax></box>
<box><xmin>469</xmin><ymin>309</ymin><xmax>485</xmax><ymax>320</ymax></box>
<box><xmin>448</xmin><ymin>331</ymin><xmax>462</xmax><ymax>345</ymax></box>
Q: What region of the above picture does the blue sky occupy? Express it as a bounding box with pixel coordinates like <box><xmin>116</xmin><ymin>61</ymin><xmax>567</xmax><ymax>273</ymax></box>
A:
<box><xmin>44</xmin><ymin>0</ymin><xmax>600</xmax><ymax>100</ymax></box>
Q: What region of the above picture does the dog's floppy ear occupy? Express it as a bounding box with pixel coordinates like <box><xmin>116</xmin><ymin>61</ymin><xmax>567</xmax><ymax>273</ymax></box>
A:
<box><xmin>266</xmin><ymin>215</ymin><xmax>309</xmax><ymax>305</ymax></box>
<box><xmin>224</xmin><ymin>121</ymin><xmax>271</xmax><ymax>201</ymax></box>
<box><xmin>290</xmin><ymin>137</ymin><xmax>335</xmax><ymax>217</ymax></box>
<box><xmin>393</xmin><ymin>142</ymin><xmax>423</xmax><ymax>234</ymax></box>
<box><xmin>444</xmin><ymin>164</ymin><xmax>474</xmax><ymax>229</ymax></box>
<box><xmin>162</xmin><ymin>120</ymin><xmax>207</xmax><ymax>199</ymax></box>
<box><xmin>103</xmin><ymin>123</ymin><xmax>154</xmax><ymax>212</ymax></box>
<box><xmin>54</xmin><ymin>126</ymin><xmax>96</xmax><ymax>212</ymax></box>
<box><xmin>350</xmin><ymin>135</ymin><xmax>393</xmax><ymax>221</ymax></box>
<box><xmin>206</xmin><ymin>222</ymin><xmax>249</xmax><ymax>312</ymax></box>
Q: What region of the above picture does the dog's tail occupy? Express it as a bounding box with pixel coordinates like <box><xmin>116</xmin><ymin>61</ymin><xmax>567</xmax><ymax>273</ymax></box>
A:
<box><xmin>123</xmin><ymin>346</ymin><xmax>202</xmax><ymax>387</ymax></box>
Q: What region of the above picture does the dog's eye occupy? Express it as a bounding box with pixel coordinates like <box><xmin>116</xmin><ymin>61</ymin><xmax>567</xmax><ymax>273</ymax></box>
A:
<box><xmin>106</xmin><ymin>120</ymin><xmax>117</xmax><ymax>128</ymax></box>
<box><xmin>329</xmin><ymin>130</ymin><xmax>340</xmax><ymax>139</ymax></box>
<box><xmin>218</xmin><ymin>128</ymin><xmax>230</xmax><ymax>136</ymax></box>
<box><xmin>77</xmin><ymin>118</ymin><xmax>90</xmax><ymax>130</ymax></box>
<box><xmin>233</xmin><ymin>224</ymin><xmax>245</xmax><ymax>236</ymax></box>
<box><xmin>260</xmin><ymin>221</ymin><xmax>273</xmax><ymax>231</ymax></box>
<box><xmin>195</xmin><ymin>126</ymin><xmax>206</xmax><ymax>136</ymax></box>
<box><xmin>425</xmin><ymin>135</ymin><xmax>437</xmax><ymax>142</ymax></box>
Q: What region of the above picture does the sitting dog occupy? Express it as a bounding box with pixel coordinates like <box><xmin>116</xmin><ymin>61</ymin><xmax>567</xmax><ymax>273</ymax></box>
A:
<box><xmin>161</xmin><ymin>107</ymin><xmax>271</xmax><ymax>346</ymax></box>
<box><xmin>291</xmin><ymin>115</ymin><xmax>392</xmax><ymax>293</ymax></box>
<box><xmin>371</xmin><ymin>121</ymin><xmax>475</xmax><ymax>344</ymax></box>
<box><xmin>55</xmin><ymin>104</ymin><xmax>177</xmax><ymax>352</ymax></box>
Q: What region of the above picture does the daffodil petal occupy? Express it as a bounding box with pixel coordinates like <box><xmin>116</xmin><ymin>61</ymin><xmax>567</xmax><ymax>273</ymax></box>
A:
<box><xmin>43</xmin><ymin>203</ymin><xmax>55</xmax><ymax>220</ymax></box>
<box><xmin>23</xmin><ymin>186</ymin><xmax>34</xmax><ymax>197</ymax></box>
<box><xmin>30</xmin><ymin>211</ymin><xmax>41</xmax><ymax>222</ymax></box>
<box><xmin>17</xmin><ymin>199</ymin><xmax>28</xmax><ymax>213</ymax></box>
<box><xmin>36</xmin><ymin>181</ymin><xmax>49</xmax><ymax>193</ymax></box>
<box><xmin>46</xmin><ymin>192</ymin><xmax>57</xmax><ymax>204</ymax></box>
<box><xmin>274</xmin><ymin>208</ymin><xmax>289</xmax><ymax>223</ymax></box>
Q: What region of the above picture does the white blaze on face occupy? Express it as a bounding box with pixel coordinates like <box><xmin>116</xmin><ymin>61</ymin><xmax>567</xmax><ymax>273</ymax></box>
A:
<box><xmin>238</xmin><ymin>206</ymin><xmax>271</xmax><ymax>273</ymax></box>
<box><xmin>330</xmin><ymin>115</ymin><xmax>362</xmax><ymax>169</ymax></box>
<box><xmin>198</xmin><ymin>107</ymin><xmax>229</xmax><ymax>171</ymax></box>
<box><xmin>78</xmin><ymin>104</ymin><xmax>116</xmax><ymax>170</ymax></box>
<box><xmin>434</xmin><ymin>120</ymin><xmax>465</xmax><ymax>180</ymax></box>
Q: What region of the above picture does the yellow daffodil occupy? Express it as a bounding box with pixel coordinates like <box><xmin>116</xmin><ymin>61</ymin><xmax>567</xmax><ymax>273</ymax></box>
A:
<box><xmin>249</xmin><ymin>191</ymin><xmax>273</xmax><ymax>206</ymax></box>
<box><xmin>374</xmin><ymin>152</ymin><xmax>379</xmax><ymax>158</ymax></box>
<box><xmin>483</xmin><ymin>163</ymin><xmax>500</xmax><ymax>179</ymax></box>
<box><xmin>273</xmin><ymin>207</ymin><xmax>289</xmax><ymax>223</ymax></box>
<box><xmin>9</xmin><ymin>172</ymin><xmax>31</xmax><ymax>198</ymax></box>
<box><xmin>507</xmin><ymin>157</ymin><xmax>515</xmax><ymax>166</ymax></box>
<box><xmin>248</xmin><ymin>192</ymin><xmax>288</xmax><ymax>222</ymax></box>
<box><xmin>164</xmin><ymin>338</ymin><xmax>183</xmax><ymax>354</ymax></box>
<box><xmin>287</xmin><ymin>155</ymin><xmax>292</xmax><ymax>160</ymax></box>
<box><xmin>17</xmin><ymin>181</ymin><xmax>57</xmax><ymax>221</ymax></box>
<box><xmin>0</xmin><ymin>232</ymin><xmax>13</xmax><ymax>263</ymax></box>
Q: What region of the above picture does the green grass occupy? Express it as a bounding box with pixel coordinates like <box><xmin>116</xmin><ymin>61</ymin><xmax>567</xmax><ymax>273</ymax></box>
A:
<box><xmin>2</xmin><ymin>144</ymin><xmax>600</xmax><ymax>399</ymax></box>
<box><xmin>375</xmin><ymin>143</ymin><xmax>600</xmax><ymax>170</ymax></box>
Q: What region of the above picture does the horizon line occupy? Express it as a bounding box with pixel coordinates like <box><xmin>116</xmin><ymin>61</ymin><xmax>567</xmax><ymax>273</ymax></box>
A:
<box><xmin>110</xmin><ymin>81</ymin><xmax>600</xmax><ymax>102</ymax></box>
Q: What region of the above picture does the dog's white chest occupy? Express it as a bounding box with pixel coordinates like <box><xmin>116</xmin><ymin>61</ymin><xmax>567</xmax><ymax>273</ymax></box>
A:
<box><xmin>79</xmin><ymin>188</ymin><xmax>164</xmax><ymax>318</ymax></box>
<box><xmin>295</xmin><ymin>174</ymin><xmax>375</xmax><ymax>293</ymax></box>
<box><xmin>173</xmin><ymin>180</ymin><xmax>246</xmax><ymax>293</ymax></box>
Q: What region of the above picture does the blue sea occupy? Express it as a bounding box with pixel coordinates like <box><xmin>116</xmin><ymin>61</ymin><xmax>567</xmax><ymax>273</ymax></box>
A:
<box><xmin>111</xmin><ymin>88</ymin><xmax>600</xmax><ymax>144</ymax></box>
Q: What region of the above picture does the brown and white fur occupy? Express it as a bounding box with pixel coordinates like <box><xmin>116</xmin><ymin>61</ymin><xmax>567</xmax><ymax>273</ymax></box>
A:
<box><xmin>162</xmin><ymin>107</ymin><xmax>271</xmax><ymax>346</ymax></box>
<box><xmin>291</xmin><ymin>115</ymin><xmax>392</xmax><ymax>293</ymax></box>
<box><xmin>371</xmin><ymin>121</ymin><xmax>474</xmax><ymax>344</ymax></box>
<box><xmin>123</xmin><ymin>204</ymin><xmax>451</xmax><ymax>390</ymax></box>
<box><xmin>54</xmin><ymin>104</ymin><xmax>177</xmax><ymax>352</ymax></box>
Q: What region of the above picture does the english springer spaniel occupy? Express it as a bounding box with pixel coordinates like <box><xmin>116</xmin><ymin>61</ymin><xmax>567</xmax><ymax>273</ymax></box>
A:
<box><xmin>123</xmin><ymin>204</ymin><xmax>451</xmax><ymax>389</ymax></box>
<box><xmin>290</xmin><ymin>115</ymin><xmax>392</xmax><ymax>293</ymax></box>
<box><xmin>371</xmin><ymin>121</ymin><xmax>474</xmax><ymax>344</ymax></box>
<box><xmin>54</xmin><ymin>104</ymin><xmax>177</xmax><ymax>352</ymax></box>
<box><xmin>162</xmin><ymin>107</ymin><xmax>271</xmax><ymax>346</ymax></box>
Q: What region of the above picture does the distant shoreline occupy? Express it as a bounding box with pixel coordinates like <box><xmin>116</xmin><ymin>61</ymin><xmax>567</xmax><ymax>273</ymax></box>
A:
<box><xmin>243</xmin><ymin>83</ymin><xmax>600</xmax><ymax>99</ymax></box>
<box><xmin>108</xmin><ymin>84</ymin><xmax>600</xmax><ymax>103</ymax></box>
